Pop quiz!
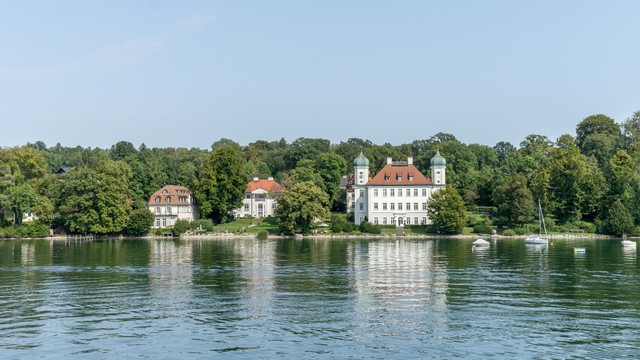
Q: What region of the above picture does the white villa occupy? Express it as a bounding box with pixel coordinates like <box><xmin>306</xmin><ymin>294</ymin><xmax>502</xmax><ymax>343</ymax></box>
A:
<box><xmin>234</xmin><ymin>177</ymin><xmax>284</xmax><ymax>218</ymax></box>
<box><xmin>348</xmin><ymin>151</ymin><xmax>446</xmax><ymax>226</ymax></box>
<box><xmin>148</xmin><ymin>185</ymin><xmax>199</xmax><ymax>228</ymax></box>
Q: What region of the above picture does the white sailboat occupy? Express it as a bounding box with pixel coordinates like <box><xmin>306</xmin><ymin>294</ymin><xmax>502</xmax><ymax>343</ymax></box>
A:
<box><xmin>525</xmin><ymin>200</ymin><xmax>549</xmax><ymax>245</ymax></box>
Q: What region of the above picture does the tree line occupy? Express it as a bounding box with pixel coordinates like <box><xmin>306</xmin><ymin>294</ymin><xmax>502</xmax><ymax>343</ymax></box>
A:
<box><xmin>1</xmin><ymin>111</ymin><xmax>639</xmax><ymax>236</ymax></box>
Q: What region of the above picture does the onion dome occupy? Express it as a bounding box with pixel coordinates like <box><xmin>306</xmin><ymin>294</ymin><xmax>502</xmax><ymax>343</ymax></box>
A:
<box><xmin>354</xmin><ymin>151</ymin><xmax>369</xmax><ymax>167</ymax></box>
<box><xmin>430</xmin><ymin>151</ymin><xmax>446</xmax><ymax>166</ymax></box>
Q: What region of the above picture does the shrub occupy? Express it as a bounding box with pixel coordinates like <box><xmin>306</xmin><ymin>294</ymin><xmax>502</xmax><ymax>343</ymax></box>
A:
<box><xmin>473</xmin><ymin>224</ymin><xmax>493</xmax><ymax>234</ymax></box>
<box><xmin>256</xmin><ymin>230</ymin><xmax>268</xmax><ymax>240</ymax></box>
<box><xmin>502</xmin><ymin>229</ymin><xmax>515</xmax><ymax>236</ymax></box>
<box><xmin>172</xmin><ymin>220</ymin><xmax>190</xmax><ymax>236</ymax></box>
<box><xmin>189</xmin><ymin>219</ymin><xmax>215</xmax><ymax>232</ymax></box>
<box><xmin>359</xmin><ymin>221</ymin><xmax>382</xmax><ymax>234</ymax></box>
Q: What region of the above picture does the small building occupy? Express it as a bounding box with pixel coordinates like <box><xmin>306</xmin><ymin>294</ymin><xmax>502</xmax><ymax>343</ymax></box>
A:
<box><xmin>234</xmin><ymin>177</ymin><xmax>284</xmax><ymax>218</ymax></box>
<box><xmin>347</xmin><ymin>151</ymin><xmax>446</xmax><ymax>226</ymax></box>
<box><xmin>148</xmin><ymin>185</ymin><xmax>199</xmax><ymax>228</ymax></box>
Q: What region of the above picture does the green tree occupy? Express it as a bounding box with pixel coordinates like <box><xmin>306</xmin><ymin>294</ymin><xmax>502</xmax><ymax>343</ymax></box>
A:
<box><xmin>195</xmin><ymin>146</ymin><xmax>247</xmax><ymax>223</ymax></box>
<box><xmin>427</xmin><ymin>187</ymin><xmax>467</xmax><ymax>234</ymax></box>
<box><xmin>123</xmin><ymin>208</ymin><xmax>155</xmax><ymax>236</ymax></box>
<box><xmin>275</xmin><ymin>181</ymin><xmax>330</xmax><ymax>235</ymax></box>
<box><xmin>492</xmin><ymin>173</ymin><xmax>534</xmax><ymax>226</ymax></box>
<box><xmin>58</xmin><ymin>161</ymin><xmax>132</xmax><ymax>235</ymax></box>
<box><xmin>576</xmin><ymin>114</ymin><xmax>621</xmax><ymax>148</ymax></box>
<box><xmin>606</xmin><ymin>199</ymin><xmax>634</xmax><ymax>236</ymax></box>
<box><xmin>6</xmin><ymin>183</ymin><xmax>37</xmax><ymax>225</ymax></box>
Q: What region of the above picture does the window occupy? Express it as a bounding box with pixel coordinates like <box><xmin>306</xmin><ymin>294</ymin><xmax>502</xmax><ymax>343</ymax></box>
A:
<box><xmin>422</xmin><ymin>203</ymin><xmax>427</xmax><ymax>210</ymax></box>
<box><xmin>246</xmin><ymin>194</ymin><xmax>251</xmax><ymax>199</ymax></box>
<box><xmin>374</xmin><ymin>203</ymin><xmax>378</xmax><ymax>211</ymax></box>
<box><xmin>374</xmin><ymin>217</ymin><xmax>379</xmax><ymax>224</ymax></box>
<box><xmin>422</xmin><ymin>217</ymin><xmax>427</xmax><ymax>225</ymax></box>
<box><xmin>390</xmin><ymin>203</ymin><xmax>395</xmax><ymax>210</ymax></box>
<box><xmin>359</xmin><ymin>203</ymin><xmax>364</xmax><ymax>210</ymax></box>
<box><xmin>391</xmin><ymin>217</ymin><xmax>395</xmax><ymax>224</ymax></box>
<box><xmin>406</xmin><ymin>203</ymin><xmax>411</xmax><ymax>211</ymax></box>
<box><xmin>385</xmin><ymin>176</ymin><xmax>391</xmax><ymax>181</ymax></box>
<box><xmin>165</xmin><ymin>197</ymin><xmax>171</xmax><ymax>203</ymax></box>
<box><xmin>166</xmin><ymin>207</ymin><xmax>171</xmax><ymax>214</ymax></box>
<box><xmin>244</xmin><ymin>204</ymin><xmax>249</xmax><ymax>211</ymax></box>
<box><xmin>390</xmin><ymin>189</ymin><xmax>395</xmax><ymax>196</ymax></box>
<box><xmin>156</xmin><ymin>219</ymin><xmax>160</xmax><ymax>227</ymax></box>
<box><xmin>383</xmin><ymin>189</ymin><xmax>387</xmax><ymax>196</ymax></box>
<box><xmin>383</xmin><ymin>217</ymin><xmax>387</xmax><ymax>225</ymax></box>
<box><xmin>155</xmin><ymin>196</ymin><xmax>161</xmax><ymax>203</ymax></box>
<box><xmin>414</xmin><ymin>217</ymin><xmax>419</xmax><ymax>225</ymax></box>
<box><xmin>422</xmin><ymin>189</ymin><xmax>427</xmax><ymax>196</ymax></box>
<box><xmin>406</xmin><ymin>189</ymin><xmax>411</xmax><ymax>196</ymax></box>
<box><xmin>162</xmin><ymin>218</ymin><xmax>167</xmax><ymax>227</ymax></box>
<box><xmin>437</xmin><ymin>171</ymin><xmax>441</xmax><ymax>174</ymax></box>
<box><xmin>405</xmin><ymin>217</ymin><xmax>410</xmax><ymax>225</ymax></box>
<box><xmin>414</xmin><ymin>203</ymin><xmax>418</xmax><ymax>210</ymax></box>
<box><xmin>383</xmin><ymin>203</ymin><xmax>387</xmax><ymax>210</ymax></box>
<box><xmin>408</xmin><ymin>176</ymin><xmax>414</xmax><ymax>181</ymax></box>
<box><xmin>398</xmin><ymin>217</ymin><xmax>403</xmax><ymax>225</ymax></box>
<box><xmin>359</xmin><ymin>189</ymin><xmax>364</xmax><ymax>197</ymax></box>
<box><xmin>437</xmin><ymin>180</ymin><xmax>441</xmax><ymax>184</ymax></box>
<box><xmin>398</xmin><ymin>203</ymin><xmax>403</xmax><ymax>210</ymax></box>
<box><xmin>374</xmin><ymin>189</ymin><xmax>378</xmax><ymax>197</ymax></box>
<box><xmin>155</xmin><ymin>207</ymin><xmax>160</xmax><ymax>214</ymax></box>
<box><xmin>397</xmin><ymin>176</ymin><xmax>402</xmax><ymax>181</ymax></box>
<box><xmin>414</xmin><ymin>189</ymin><xmax>418</xmax><ymax>196</ymax></box>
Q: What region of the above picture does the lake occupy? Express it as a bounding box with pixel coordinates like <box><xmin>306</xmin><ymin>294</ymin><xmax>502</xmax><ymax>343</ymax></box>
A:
<box><xmin>1</xmin><ymin>237</ymin><xmax>639</xmax><ymax>359</ymax></box>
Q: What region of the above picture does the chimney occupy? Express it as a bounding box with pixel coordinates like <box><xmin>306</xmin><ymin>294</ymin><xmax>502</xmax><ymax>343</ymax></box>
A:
<box><xmin>387</xmin><ymin>157</ymin><xmax>393</xmax><ymax>165</ymax></box>
<box><xmin>407</xmin><ymin>156</ymin><xmax>413</xmax><ymax>165</ymax></box>
<box><xmin>253</xmin><ymin>177</ymin><xmax>259</xmax><ymax>181</ymax></box>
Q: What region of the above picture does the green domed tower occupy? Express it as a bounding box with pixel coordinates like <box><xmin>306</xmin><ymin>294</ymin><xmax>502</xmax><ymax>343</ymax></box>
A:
<box><xmin>430</xmin><ymin>151</ymin><xmax>446</xmax><ymax>185</ymax></box>
<box><xmin>354</xmin><ymin>151</ymin><xmax>369</xmax><ymax>186</ymax></box>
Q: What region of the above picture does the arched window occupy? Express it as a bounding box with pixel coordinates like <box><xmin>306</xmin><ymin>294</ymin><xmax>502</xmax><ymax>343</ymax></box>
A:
<box><xmin>155</xmin><ymin>196</ymin><xmax>161</xmax><ymax>203</ymax></box>
<box><xmin>165</xmin><ymin>197</ymin><xmax>171</xmax><ymax>203</ymax></box>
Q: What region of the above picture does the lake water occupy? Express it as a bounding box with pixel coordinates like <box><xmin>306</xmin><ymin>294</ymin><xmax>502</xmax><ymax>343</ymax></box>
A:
<box><xmin>0</xmin><ymin>237</ymin><xmax>639</xmax><ymax>359</ymax></box>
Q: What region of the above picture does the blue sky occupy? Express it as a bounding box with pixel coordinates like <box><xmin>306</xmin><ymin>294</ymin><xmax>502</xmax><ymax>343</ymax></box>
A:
<box><xmin>1</xmin><ymin>1</ymin><xmax>639</xmax><ymax>149</ymax></box>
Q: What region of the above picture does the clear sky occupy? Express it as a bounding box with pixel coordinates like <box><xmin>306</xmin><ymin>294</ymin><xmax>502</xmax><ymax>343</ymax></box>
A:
<box><xmin>1</xmin><ymin>1</ymin><xmax>639</xmax><ymax>149</ymax></box>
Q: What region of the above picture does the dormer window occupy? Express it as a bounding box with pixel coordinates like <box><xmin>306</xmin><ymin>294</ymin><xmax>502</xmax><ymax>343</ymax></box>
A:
<box><xmin>165</xmin><ymin>197</ymin><xmax>171</xmax><ymax>203</ymax></box>
<box><xmin>408</xmin><ymin>176</ymin><xmax>414</xmax><ymax>181</ymax></box>
<box><xmin>155</xmin><ymin>196</ymin><xmax>161</xmax><ymax>203</ymax></box>
<box><xmin>162</xmin><ymin>189</ymin><xmax>168</xmax><ymax>194</ymax></box>
<box><xmin>397</xmin><ymin>176</ymin><xmax>402</xmax><ymax>181</ymax></box>
<box><xmin>384</xmin><ymin>176</ymin><xmax>391</xmax><ymax>181</ymax></box>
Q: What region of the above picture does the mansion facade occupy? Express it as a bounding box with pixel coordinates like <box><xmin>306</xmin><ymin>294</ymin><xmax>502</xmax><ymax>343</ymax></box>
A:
<box><xmin>348</xmin><ymin>152</ymin><xmax>446</xmax><ymax>226</ymax></box>
<box><xmin>233</xmin><ymin>177</ymin><xmax>284</xmax><ymax>218</ymax></box>
<box><xmin>148</xmin><ymin>185</ymin><xmax>199</xmax><ymax>228</ymax></box>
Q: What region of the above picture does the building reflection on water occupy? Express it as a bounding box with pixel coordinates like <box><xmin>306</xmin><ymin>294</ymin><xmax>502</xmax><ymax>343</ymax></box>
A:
<box><xmin>148</xmin><ymin>240</ymin><xmax>194</xmax><ymax>306</ymax></box>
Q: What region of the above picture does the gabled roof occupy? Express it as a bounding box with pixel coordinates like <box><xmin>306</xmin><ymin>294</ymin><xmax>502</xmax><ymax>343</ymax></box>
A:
<box><xmin>148</xmin><ymin>185</ymin><xmax>195</xmax><ymax>206</ymax></box>
<box><xmin>246</xmin><ymin>179</ymin><xmax>284</xmax><ymax>193</ymax></box>
<box><xmin>368</xmin><ymin>164</ymin><xmax>433</xmax><ymax>186</ymax></box>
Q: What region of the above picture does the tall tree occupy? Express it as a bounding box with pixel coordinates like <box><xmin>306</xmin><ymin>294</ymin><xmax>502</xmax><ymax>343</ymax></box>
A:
<box><xmin>492</xmin><ymin>173</ymin><xmax>534</xmax><ymax>226</ymax></box>
<box><xmin>427</xmin><ymin>187</ymin><xmax>467</xmax><ymax>234</ymax></box>
<box><xmin>195</xmin><ymin>146</ymin><xmax>247</xmax><ymax>223</ymax></box>
<box><xmin>275</xmin><ymin>181</ymin><xmax>330</xmax><ymax>235</ymax></box>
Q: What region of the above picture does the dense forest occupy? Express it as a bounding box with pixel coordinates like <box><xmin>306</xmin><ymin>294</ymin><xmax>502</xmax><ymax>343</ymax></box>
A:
<box><xmin>1</xmin><ymin>111</ymin><xmax>640</xmax><ymax>237</ymax></box>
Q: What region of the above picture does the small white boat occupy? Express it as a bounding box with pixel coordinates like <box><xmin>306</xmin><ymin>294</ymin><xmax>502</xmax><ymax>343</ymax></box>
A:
<box><xmin>472</xmin><ymin>238</ymin><xmax>490</xmax><ymax>249</ymax></box>
<box><xmin>525</xmin><ymin>200</ymin><xmax>549</xmax><ymax>245</ymax></box>
<box><xmin>622</xmin><ymin>240</ymin><xmax>636</xmax><ymax>250</ymax></box>
<box><xmin>573</xmin><ymin>247</ymin><xmax>586</xmax><ymax>254</ymax></box>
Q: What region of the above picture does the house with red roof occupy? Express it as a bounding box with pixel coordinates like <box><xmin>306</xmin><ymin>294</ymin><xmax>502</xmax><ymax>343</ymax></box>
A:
<box><xmin>148</xmin><ymin>185</ymin><xmax>199</xmax><ymax>228</ymax></box>
<box><xmin>234</xmin><ymin>177</ymin><xmax>285</xmax><ymax>218</ymax></box>
<box><xmin>349</xmin><ymin>151</ymin><xmax>446</xmax><ymax>226</ymax></box>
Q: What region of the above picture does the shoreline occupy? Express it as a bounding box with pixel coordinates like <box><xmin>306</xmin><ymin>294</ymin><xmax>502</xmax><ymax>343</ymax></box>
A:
<box><xmin>1</xmin><ymin>233</ymin><xmax>615</xmax><ymax>241</ymax></box>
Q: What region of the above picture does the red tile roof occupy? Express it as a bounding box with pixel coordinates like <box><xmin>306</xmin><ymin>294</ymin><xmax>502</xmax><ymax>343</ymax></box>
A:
<box><xmin>246</xmin><ymin>179</ymin><xmax>285</xmax><ymax>193</ymax></box>
<box><xmin>148</xmin><ymin>185</ymin><xmax>195</xmax><ymax>206</ymax></box>
<box><xmin>367</xmin><ymin>164</ymin><xmax>432</xmax><ymax>186</ymax></box>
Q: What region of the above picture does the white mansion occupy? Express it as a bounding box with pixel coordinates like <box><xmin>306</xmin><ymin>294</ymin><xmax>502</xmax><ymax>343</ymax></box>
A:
<box><xmin>148</xmin><ymin>185</ymin><xmax>199</xmax><ymax>228</ymax></box>
<box><xmin>348</xmin><ymin>151</ymin><xmax>446</xmax><ymax>226</ymax></box>
<box><xmin>233</xmin><ymin>177</ymin><xmax>285</xmax><ymax>218</ymax></box>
